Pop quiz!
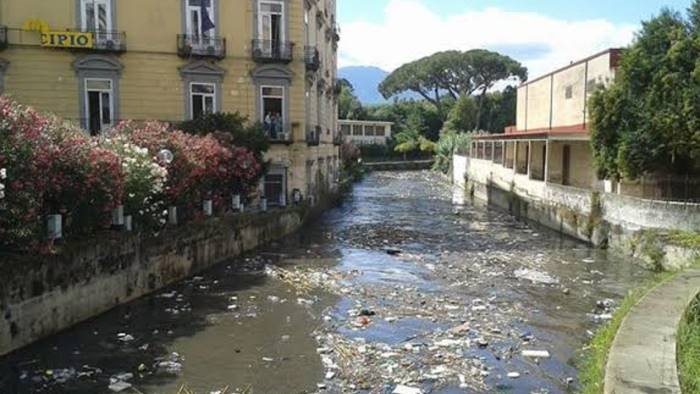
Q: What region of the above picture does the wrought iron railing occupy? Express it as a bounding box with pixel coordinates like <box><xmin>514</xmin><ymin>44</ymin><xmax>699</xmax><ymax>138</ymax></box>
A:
<box><xmin>306</xmin><ymin>126</ymin><xmax>321</xmax><ymax>146</ymax></box>
<box><xmin>177</xmin><ymin>34</ymin><xmax>226</xmax><ymax>59</ymax></box>
<box><xmin>0</xmin><ymin>26</ymin><xmax>7</xmax><ymax>50</ymax></box>
<box><xmin>304</xmin><ymin>46</ymin><xmax>320</xmax><ymax>71</ymax></box>
<box><xmin>79</xmin><ymin>30</ymin><xmax>126</xmax><ymax>52</ymax></box>
<box><xmin>251</xmin><ymin>39</ymin><xmax>294</xmax><ymax>63</ymax></box>
<box><xmin>263</xmin><ymin>122</ymin><xmax>292</xmax><ymax>143</ymax></box>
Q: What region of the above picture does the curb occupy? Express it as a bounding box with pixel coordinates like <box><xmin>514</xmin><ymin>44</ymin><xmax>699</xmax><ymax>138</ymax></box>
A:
<box><xmin>604</xmin><ymin>268</ymin><xmax>700</xmax><ymax>393</ymax></box>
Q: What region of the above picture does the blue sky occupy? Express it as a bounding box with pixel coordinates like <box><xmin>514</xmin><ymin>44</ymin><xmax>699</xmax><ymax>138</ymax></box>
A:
<box><xmin>339</xmin><ymin>0</ymin><xmax>695</xmax><ymax>26</ymax></box>
<box><xmin>338</xmin><ymin>0</ymin><xmax>696</xmax><ymax>76</ymax></box>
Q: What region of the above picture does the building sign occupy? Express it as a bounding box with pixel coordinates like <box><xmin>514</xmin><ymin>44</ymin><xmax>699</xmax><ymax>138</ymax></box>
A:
<box><xmin>41</xmin><ymin>31</ymin><xmax>93</xmax><ymax>49</ymax></box>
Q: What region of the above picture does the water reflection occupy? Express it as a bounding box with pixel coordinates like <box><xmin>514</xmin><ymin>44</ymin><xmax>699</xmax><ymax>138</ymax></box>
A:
<box><xmin>0</xmin><ymin>171</ymin><xmax>651</xmax><ymax>394</ymax></box>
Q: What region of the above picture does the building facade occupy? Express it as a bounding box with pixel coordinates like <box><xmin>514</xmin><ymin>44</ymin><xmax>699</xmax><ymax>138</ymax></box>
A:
<box><xmin>338</xmin><ymin>119</ymin><xmax>393</xmax><ymax>146</ymax></box>
<box><xmin>471</xmin><ymin>49</ymin><xmax>620</xmax><ymax>190</ymax></box>
<box><xmin>0</xmin><ymin>0</ymin><xmax>341</xmax><ymax>206</ymax></box>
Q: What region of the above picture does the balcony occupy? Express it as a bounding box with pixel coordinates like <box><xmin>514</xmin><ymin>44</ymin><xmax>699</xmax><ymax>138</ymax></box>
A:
<box><xmin>264</xmin><ymin>123</ymin><xmax>292</xmax><ymax>144</ymax></box>
<box><xmin>304</xmin><ymin>46</ymin><xmax>320</xmax><ymax>72</ymax></box>
<box><xmin>251</xmin><ymin>39</ymin><xmax>294</xmax><ymax>64</ymax></box>
<box><xmin>177</xmin><ymin>35</ymin><xmax>226</xmax><ymax>59</ymax></box>
<box><xmin>83</xmin><ymin>30</ymin><xmax>126</xmax><ymax>52</ymax></box>
<box><xmin>306</xmin><ymin>126</ymin><xmax>321</xmax><ymax>146</ymax></box>
<box><xmin>333</xmin><ymin>133</ymin><xmax>343</xmax><ymax>146</ymax></box>
<box><xmin>0</xmin><ymin>26</ymin><xmax>7</xmax><ymax>50</ymax></box>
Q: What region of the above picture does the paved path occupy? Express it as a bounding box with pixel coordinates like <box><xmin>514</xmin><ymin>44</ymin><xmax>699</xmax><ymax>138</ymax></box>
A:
<box><xmin>605</xmin><ymin>268</ymin><xmax>700</xmax><ymax>393</ymax></box>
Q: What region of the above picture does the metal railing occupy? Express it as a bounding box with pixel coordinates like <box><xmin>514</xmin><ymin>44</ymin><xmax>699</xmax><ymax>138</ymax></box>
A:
<box><xmin>263</xmin><ymin>122</ymin><xmax>292</xmax><ymax>143</ymax></box>
<box><xmin>177</xmin><ymin>34</ymin><xmax>226</xmax><ymax>59</ymax></box>
<box><xmin>615</xmin><ymin>176</ymin><xmax>700</xmax><ymax>203</ymax></box>
<box><xmin>306</xmin><ymin>126</ymin><xmax>321</xmax><ymax>146</ymax></box>
<box><xmin>304</xmin><ymin>46</ymin><xmax>320</xmax><ymax>71</ymax></box>
<box><xmin>0</xmin><ymin>26</ymin><xmax>7</xmax><ymax>50</ymax></box>
<box><xmin>81</xmin><ymin>30</ymin><xmax>126</xmax><ymax>52</ymax></box>
<box><xmin>251</xmin><ymin>39</ymin><xmax>294</xmax><ymax>63</ymax></box>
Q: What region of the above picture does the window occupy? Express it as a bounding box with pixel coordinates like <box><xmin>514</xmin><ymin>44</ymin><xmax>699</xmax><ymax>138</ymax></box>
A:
<box><xmin>364</xmin><ymin>125</ymin><xmax>375</xmax><ymax>136</ymax></box>
<box><xmin>261</xmin><ymin>85</ymin><xmax>285</xmax><ymax>138</ymax></box>
<box><xmin>565</xmin><ymin>85</ymin><xmax>573</xmax><ymax>99</ymax></box>
<box><xmin>190</xmin><ymin>82</ymin><xmax>216</xmax><ymax>119</ymax></box>
<box><xmin>258</xmin><ymin>1</ymin><xmax>285</xmax><ymax>52</ymax></box>
<box><xmin>81</xmin><ymin>0</ymin><xmax>112</xmax><ymax>32</ymax></box>
<box><xmin>375</xmin><ymin>126</ymin><xmax>386</xmax><ymax>137</ymax></box>
<box><xmin>80</xmin><ymin>0</ymin><xmax>115</xmax><ymax>46</ymax></box>
<box><xmin>340</xmin><ymin>124</ymin><xmax>351</xmax><ymax>136</ymax></box>
<box><xmin>85</xmin><ymin>78</ymin><xmax>113</xmax><ymax>135</ymax></box>
<box><xmin>352</xmin><ymin>125</ymin><xmax>362</xmax><ymax>136</ymax></box>
<box><xmin>264</xmin><ymin>170</ymin><xmax>286</xmax><ymax>206</ymax></box>
<box><xmin>185</xmin><ymin>0</ymin><xmax>216</xmax><ymax>46</ymax></box>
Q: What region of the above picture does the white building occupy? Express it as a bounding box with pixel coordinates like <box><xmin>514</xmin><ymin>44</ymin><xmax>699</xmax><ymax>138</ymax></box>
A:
<box><xmin>339</xmin><ymin>119</ymin><xmax>393</xmax><ymax>146</ymax></box>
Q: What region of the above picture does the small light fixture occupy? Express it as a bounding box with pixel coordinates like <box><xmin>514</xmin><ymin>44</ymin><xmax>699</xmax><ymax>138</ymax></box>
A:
<box><xmin>292</xmin><ymin>189</ymin><xmax>302</xmax><ymax>204</ymax></box>
<box><xmin>158</xmin><ymin>149</ymin><xmax>174</xmax><ymax>164</ymax></box>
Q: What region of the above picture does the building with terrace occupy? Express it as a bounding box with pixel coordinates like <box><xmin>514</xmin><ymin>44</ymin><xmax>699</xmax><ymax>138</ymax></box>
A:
<box><xmin>0</xmin><ymin>0</ymin><xmax>341</xmax><ymax>207</ymax></box>
<box><xmin>470</xmin><ymin>49</ymin><xmax>620</xmax><ymax>191</ymax></box>
<box><xmin>339</xmin><ymin>119</ymin><xmax>394</xmax><ymax>146</ymax></box>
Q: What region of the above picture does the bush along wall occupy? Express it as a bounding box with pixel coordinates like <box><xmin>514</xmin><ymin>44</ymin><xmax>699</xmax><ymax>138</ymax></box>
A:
<box><xmin>0</xmin><ymin>97</ymin><xmax>264</xmax><ymax>253</ymax></box>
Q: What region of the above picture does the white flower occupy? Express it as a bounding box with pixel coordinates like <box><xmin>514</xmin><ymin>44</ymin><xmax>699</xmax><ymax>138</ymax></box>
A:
<box><xmin>0</xmin><ymin>168</ymin><xmax>6</xmax><ymax>180</ymax></box>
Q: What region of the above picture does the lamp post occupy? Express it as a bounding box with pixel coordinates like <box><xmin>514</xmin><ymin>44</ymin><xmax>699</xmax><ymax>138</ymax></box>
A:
<box><xmin>157</xmin><ymin>149</ymin><xmax>178</xmax><ymax>225</ymax></box>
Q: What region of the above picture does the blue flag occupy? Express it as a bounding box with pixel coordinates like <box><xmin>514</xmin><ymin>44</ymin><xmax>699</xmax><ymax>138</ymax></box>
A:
<box><xmin>201</xmin><ymin>0</ymin><xmax>215</xmax><ymax>33</ymax></box>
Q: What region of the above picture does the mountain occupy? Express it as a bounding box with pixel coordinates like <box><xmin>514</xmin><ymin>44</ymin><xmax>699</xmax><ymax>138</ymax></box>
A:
<box><xmin>338</xmin><ymin>66</ymin><xmax>389</xmax><ymax>105</ymax></box>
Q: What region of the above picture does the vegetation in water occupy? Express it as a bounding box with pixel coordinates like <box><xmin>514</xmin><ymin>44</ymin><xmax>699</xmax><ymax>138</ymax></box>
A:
<box><xmin>576</xmin><ymin>272</ymin><xmax>675</xmax><ymax>394</ymax></box>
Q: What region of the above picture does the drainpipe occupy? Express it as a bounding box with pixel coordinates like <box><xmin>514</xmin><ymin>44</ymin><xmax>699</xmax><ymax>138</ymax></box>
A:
<box><xmin>544</xmin><ymin>139</ymin><xmax>550</xmax><ymax>183</ymax></box>
<box><xmin>549</xmin><ymin>74</ymin><xmax>554</xmax><ymax>130</ymax></box>
<box><xmin>582</xmin><ymin>60</ymin><xmax>589</xmax><ymax>128</ymax></box>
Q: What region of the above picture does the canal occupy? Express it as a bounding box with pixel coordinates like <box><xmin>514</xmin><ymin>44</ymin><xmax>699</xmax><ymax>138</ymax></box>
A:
<box><xmin>0</xmin><ymin>171</ymin><xmax>652</xmax><ymax>394</ymax></box>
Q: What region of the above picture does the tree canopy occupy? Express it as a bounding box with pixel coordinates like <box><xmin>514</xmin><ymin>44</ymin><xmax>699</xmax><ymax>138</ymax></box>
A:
<box><xmin>337</xmin><ymin>79</ymin><xmax>366</xmax><ymax>120</ymax></box>
<box><xmin>589</xmin><ymin>2</ymin><xmax>700</xmax><ymax>179</ymax></box>
<box><xmin>379</xmin><ymin>49</ymin><xmax>527</xmax><ymax>122</ymax></box>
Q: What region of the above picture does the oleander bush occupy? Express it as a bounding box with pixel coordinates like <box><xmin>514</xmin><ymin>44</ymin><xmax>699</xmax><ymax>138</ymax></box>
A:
<box><xmin>0</xmin><ymin>97</ymin><xmax>264</xmax><ymax>252</ymax></box>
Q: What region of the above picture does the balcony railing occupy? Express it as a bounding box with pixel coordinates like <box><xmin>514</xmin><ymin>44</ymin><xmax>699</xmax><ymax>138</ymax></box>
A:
<box><xmin>333</xmin><ymin>133</ymin><xmax>343</xmax><ymax>146</ymax></box>
<box><xmin>0</xmin><ymin>26</ymin><xmax>7</xmax><ymax>51</ymax></box>
<box><xmin>264</xmin><ymin>122</ymin><xmax>292</xmax><ymax>143</ymax></box>
<box><xmin>251</xmin><ymin>39</ymin><xmax>294</xmax><ymax>63</ymax></box>
<box><xmin>177</xmin><ymin>34</ymin><xmax>226</xmax><ymax>59</ymax></box>
<box><xmin>304</xmin><ymin>46</ymin><xmax>320</xmax><ymax>72</ymax></box>
<box><xmin>306</xmin><ymin>126</ymin><xmax>321</xmax><ymax>146</ymax></box>
<box><xmin>80</xmin><ymin>30</ymin><xmax>126</xmax><ymax>52</ymax></box>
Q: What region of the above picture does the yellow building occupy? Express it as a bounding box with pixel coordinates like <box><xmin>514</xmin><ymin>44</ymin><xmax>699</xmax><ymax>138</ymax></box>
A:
<box><xmin>0</xmin><ymin>0</ymin><xmax>341</xmax><ymax>206</ymax></box>
<box><xmin>471</xmin><ymin>49</ymin><xmax>620</xmax><ymax>189</ymax></box>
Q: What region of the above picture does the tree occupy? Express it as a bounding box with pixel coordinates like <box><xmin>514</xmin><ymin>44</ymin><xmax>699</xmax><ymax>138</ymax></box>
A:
<box><xmin>337</xmin><ymin>79</ymin><xmax>366</xmax><ymax>120</ymax></box>
<box><xmin>443</xmin><ymin>96</ymin><xmax>478</xmax><ymax>133</ymax></box>
<box><xmin>589</xmin><ymin>4</ymin><xmax>700</xmax><ymax>179</ymax></box>
<box><xmin>178</xmin><ymin>112</ymin><xmax>269</xmax><ymax>161</ymax></box>
<box><xmin>393</xmin><ymin>113</ymin><xmax>435</xmax><ymax>158</ymax></box>
<box><xmin>379</xmin><ymin>49</ymin><xmax>527</xmax><ymax>124</ymax></box>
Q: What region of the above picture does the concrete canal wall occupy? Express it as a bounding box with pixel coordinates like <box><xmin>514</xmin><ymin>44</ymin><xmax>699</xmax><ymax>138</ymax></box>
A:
<box><xmin>453</xmin><ymin>154</ymin><xmax>700</xmax><ymax>270</ymax></box>
<box><xmin>0</xmin><ymin>208</ymin><xmax>309</xmax><ymax>356</ymax></box>
<box><xmin>364</xmin><ymin>159</ymin><xmax>434</xmax><ymax>172</ymax></box>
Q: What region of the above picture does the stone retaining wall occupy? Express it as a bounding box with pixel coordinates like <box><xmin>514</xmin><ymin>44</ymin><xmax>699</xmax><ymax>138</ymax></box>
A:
<box><xmin>454</xmin><ymin>154</ymin><xmax>700</xmax><ymax>269</ymax></box>
<box><xmin>0</xmin><ymin>208</ymin><xmax>307</xmax><ymax>356</ymax></box>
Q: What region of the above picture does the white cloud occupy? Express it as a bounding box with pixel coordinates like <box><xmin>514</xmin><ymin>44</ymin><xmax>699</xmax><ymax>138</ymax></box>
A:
<box><xmin>339</xmin><ymin>0</ymin><xmax>637</xmax><ymax>80</ymax></box>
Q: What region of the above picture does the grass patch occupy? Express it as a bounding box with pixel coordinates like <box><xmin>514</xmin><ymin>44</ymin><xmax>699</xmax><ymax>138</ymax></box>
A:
<box><xmin>577</xmin><ymin>271</ymin><xmax>676</xmax><ymax>394</ymax></box>
<box><xmin>666</xmin><ymin>231</ymin><xmax>700</xmax><ymax>250</ymax></box>
<box><xmin>678</xmin><ymin>295</ymin><xmax>700</xmax><ymax>393</ymax></box>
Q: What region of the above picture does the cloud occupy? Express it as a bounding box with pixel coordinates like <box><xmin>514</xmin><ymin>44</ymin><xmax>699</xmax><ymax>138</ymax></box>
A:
<box><xmin>338</xmin><ymin>0</ymin><xmax>637</xmax><ymax>80</ymax></box>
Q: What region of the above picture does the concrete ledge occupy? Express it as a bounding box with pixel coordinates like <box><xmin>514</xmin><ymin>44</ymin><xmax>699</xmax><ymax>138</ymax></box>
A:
<box><xmin>605</xmin><ymin>268</ymin><xmax>700</xmax><ymax>393</ymax></box>
<box><xmin>364</xmin><ymin>160</ymin><xmax>434</xmax><ymax>171</ymax></box>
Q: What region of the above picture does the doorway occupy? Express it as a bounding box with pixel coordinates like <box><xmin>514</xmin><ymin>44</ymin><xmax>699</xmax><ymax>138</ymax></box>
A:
<box><xmin>562</xmin><ymin>145</ymin><xmax>571</xmax><ymax>186</ymax></box>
